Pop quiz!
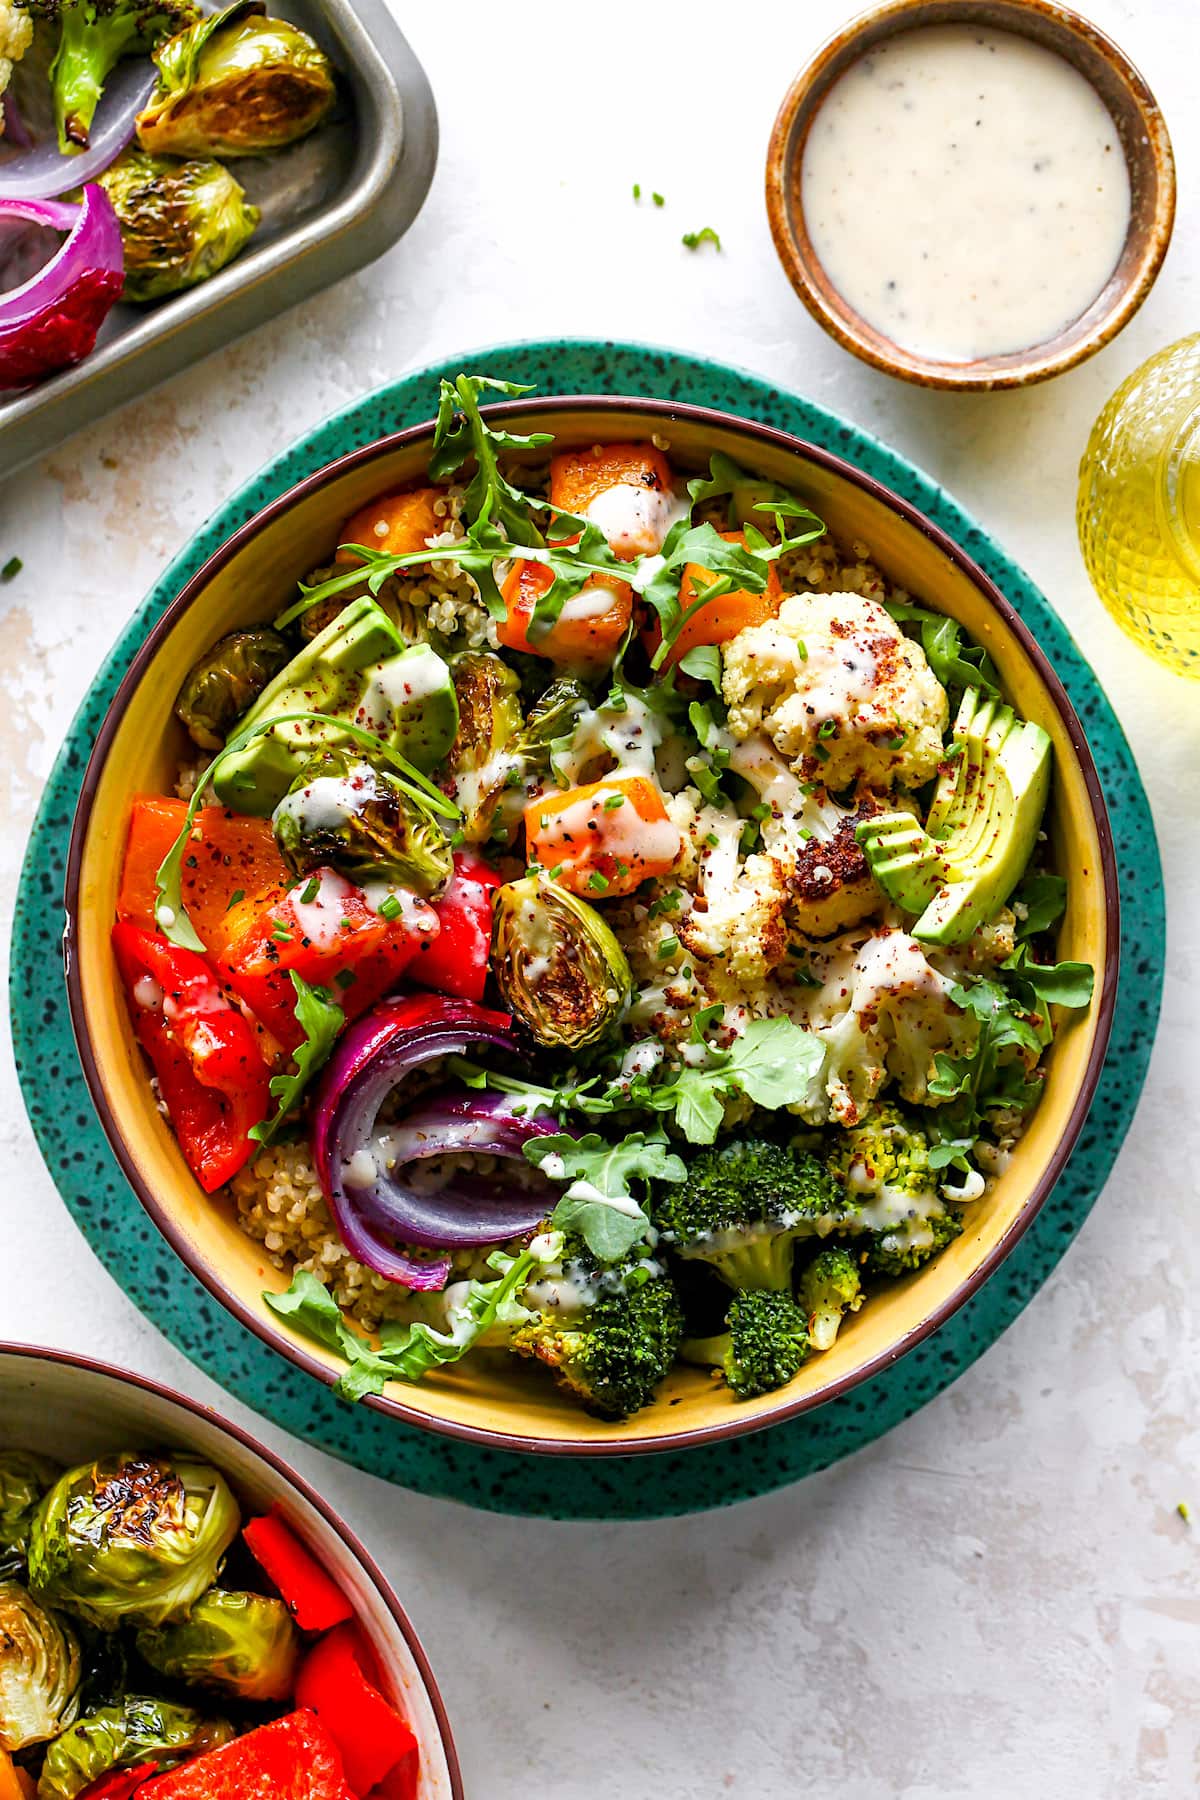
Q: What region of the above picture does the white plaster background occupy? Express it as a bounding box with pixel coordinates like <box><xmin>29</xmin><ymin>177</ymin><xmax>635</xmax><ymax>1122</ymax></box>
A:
<box><xmin>1</xmin><ymin>0</ymin><xmax>1198</xmax><ymax>1793</ymax></box>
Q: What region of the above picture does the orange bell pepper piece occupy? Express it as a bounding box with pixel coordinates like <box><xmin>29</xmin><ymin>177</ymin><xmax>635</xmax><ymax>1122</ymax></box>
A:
<box><xmin>652</xmin><ymin>529</ymin><xmax>784</xmax><ymax>670</ymax></box>
<box><xmin>334</xmin><ymin>486</ymin><xmax>444</xmax><ymax>565</ymax></box>
<box><xmin>525</xmin><ymin>775</ymin><xmax>682</xmax><ymax>898</ymax></box>
<box><xmin>0</xmin><ymin>1752</ymin><xmax>35</xmax><ymax>1800</ymax></box>
<box><xmin>498</xmin><ymin>557</ymin><xmax>631</xmax><ymax>669</ymax></box>
<box><xmin>118</xmin><ymin>797</ymin><xmax>290</xmax><ymax>959</ymax></box>
<box><xmin>549</xmin><ymin>441</ymin><xmax>675</xmax><ymax>559</ymax></box>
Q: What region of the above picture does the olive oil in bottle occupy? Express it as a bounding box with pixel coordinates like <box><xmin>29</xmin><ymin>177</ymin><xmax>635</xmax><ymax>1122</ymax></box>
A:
<box><xmin>1077</xmin><ymin>333</ymin><xmax>1200</xmax><ymax>678</ymax></box>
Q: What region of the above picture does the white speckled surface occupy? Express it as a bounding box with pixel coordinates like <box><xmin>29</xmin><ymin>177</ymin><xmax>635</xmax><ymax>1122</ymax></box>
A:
<box><xmin>2</xmin><ymin>2</ymin><xmax>1198</xmax><ymax>1793</ymax></box>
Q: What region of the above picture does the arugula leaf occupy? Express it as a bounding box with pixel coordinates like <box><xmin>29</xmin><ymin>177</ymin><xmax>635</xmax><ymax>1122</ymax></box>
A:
<box><xmin>926</xmin><ymin>975</ymin><xmax>1047</xmax><ymax>1143</ymax></box>
<box><xmin>1001</xmin><ymin>941</ymin><xmax>1095</xmax><ymax>1010</ymax></box>
<box><xmin>885</xmin><ymin>599</ymin><xmax>1000</xmax><ymax>696</ymax></box>
<box><xmin>153</xmin><ymin>706</ymin><xmax>457</xmax><ymax>952</ymax></box>
<box><xmin>249</xmin><ymin>974</ymin><xmax>344</xmax><ymax>1146</ymax></box>
<box><xmin>428</xmin><ymin>373</ymin><xmax>551</xmax><ymax>545</ymax></box>
<box><xmin>265</xmin><ymin>1241</ymin><xmax>552</xmax><ymax>1403</ymax></box>
<box><xmin>647</xmin><ymin>1015</ymin><xmax>825</xmax><ymax>1146</ymax></box>
<box><xmin>1011</xmin><ymin>873</ymin><xmax>1068</xmax><ymax>939</ymax></box>
<box><xmin>526</xmin><ymin>1131</ymin><xmax>686</xmax><ymax>1261</ymax></box>
<box><xmin>678</xmin><ymin>644</ymin><xmax>723</xmax><ymax>688</ymax></box>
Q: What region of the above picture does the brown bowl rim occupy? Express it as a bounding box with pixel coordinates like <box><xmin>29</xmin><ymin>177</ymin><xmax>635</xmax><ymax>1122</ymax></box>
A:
<box><xmin>764</xmin><ymin>0</ymin><xmax>1177</xmax><ymax>390</ymax></box>
<box><xmin>0</xmin><ymin>1338</ymin><xmax>465</xmax><ymax>1795</ymax></box>
<box><xmin>64</xmin><ymin>393</ymin><xmax>1121</xmax><ymax>1457</ymax></box>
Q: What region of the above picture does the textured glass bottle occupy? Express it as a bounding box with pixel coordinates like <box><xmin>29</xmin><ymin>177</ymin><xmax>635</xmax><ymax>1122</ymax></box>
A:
<box><xmin>1077</xmin><ymin>332</ymin><xmax>1200</xmax><ymax>677</ymax></box>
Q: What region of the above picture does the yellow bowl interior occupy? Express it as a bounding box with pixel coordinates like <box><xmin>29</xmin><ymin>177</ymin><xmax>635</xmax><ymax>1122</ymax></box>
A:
<box><xmin>71</xmin><ymin>405</ymin><xmax>1111</xmax><ymax>1452</ymax></box>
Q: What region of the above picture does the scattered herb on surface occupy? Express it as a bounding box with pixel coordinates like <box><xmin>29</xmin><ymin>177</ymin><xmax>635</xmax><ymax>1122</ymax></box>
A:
<box><xmin>1</xmin><ymin>556</ymin><xmax>21</xmax><ymax>582</ymax></box>
<box><xmin>682</xmin><ymin>227</ymin><xmax>721</xmax><ymax>251</ymax></box>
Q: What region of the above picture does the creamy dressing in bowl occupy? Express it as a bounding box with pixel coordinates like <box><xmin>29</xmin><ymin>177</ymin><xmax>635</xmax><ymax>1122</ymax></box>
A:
<box><xmin>800</xmin><ymin>24</ymin><xmax>1132</xmax><ymax>363</ymax></box>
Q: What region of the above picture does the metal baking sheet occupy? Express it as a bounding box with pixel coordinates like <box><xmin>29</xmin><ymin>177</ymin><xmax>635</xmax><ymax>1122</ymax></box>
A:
<box><xmin>0</xmin><ymin>0</ymin><xmax>437</xmax><ymax>480</ymax></box>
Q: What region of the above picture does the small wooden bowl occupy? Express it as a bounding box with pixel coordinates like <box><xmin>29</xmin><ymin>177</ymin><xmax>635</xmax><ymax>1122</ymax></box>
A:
<box><xmin>765</xmin><ymin>0</ymin><xmax>1176</xmax><ymax>390</ymax></box>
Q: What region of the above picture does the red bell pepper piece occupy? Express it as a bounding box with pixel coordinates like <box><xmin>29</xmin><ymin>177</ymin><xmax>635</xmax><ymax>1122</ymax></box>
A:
<box><xmin>112</xmin><ymin>924</ymin><xmax>273</xmax><ymax>1192</ymax></box>
<box><xmin>219</xmin><ymin>871</ymin><xmax>439</xmax><ymax>1049</ymax></box>
<box><xmin>242</xmin><ymin>1506</ymin><xmax>353</xmax><ymax>1632</ymax></box>
<box><xmin>78</xmin><ymin>1765</ymin><xmax>160</xmax><ymax>1800</ymax></box>
<box><xmin>415</xmin><ymin>849</ymin><xmax>502</xmax><ymax>1002</ymax></box>
<box><xmin>295</xmin><ymin>1624</ymin><xmax>420</xmax><ymax>1798</ymax></box>
<box><xmin>138</xmin><ymin>1712</ymin><xmax>352</xmax><ymax>1800</ymax></box>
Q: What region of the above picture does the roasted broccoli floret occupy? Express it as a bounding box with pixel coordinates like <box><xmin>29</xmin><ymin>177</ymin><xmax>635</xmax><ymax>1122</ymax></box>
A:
<box><xmin>867</xmin><ymin>1208</ymin><xmax>963</xmax><ymax>1277</ymax></box>
<box><xmin>684</xmin><ymin>1289</ymin><xmax>812</xmax><ymax>1400</ymax></box>
<box><xmin>796</xmin><ymin>1246</ymin><xmax>863</xmax><ymax>1351</ymax></box>
<box><xmin>23</xmin><ymin>0</ymin><xmax>200</xmax><ymax>152</ymax></box>
<box><xmin>827</xmin><ymin>1102</ymin><xmax>964</xmax><ymax>1277</ymax></box>
<box><xmin>654</xmin><ymin>1137</ymin><xmax>848</xmax><ymax>1293</ymax></box>
<box><xmin>510</xmin><ymin>1247</ymin><xmax>684</xmax><ymax>1419</ymax></box>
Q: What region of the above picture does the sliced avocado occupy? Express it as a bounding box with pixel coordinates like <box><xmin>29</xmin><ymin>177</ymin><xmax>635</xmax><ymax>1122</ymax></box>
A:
<box><xmin>212</xmin><ymin>597</ymin><xmax>459</xmax><ymax>815</ymax></box>
<box><xmin>856</xmin><ymin>685</ymin><xmax>1052</xmax><ymax>946</ymax></box>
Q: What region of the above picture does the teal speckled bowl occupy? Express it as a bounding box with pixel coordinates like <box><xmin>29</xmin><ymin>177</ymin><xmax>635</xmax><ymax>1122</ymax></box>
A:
<box><xmin>12</xmin><ymin>340</ymin><xmax>1164</xmax><ymax>1516</ymax></box>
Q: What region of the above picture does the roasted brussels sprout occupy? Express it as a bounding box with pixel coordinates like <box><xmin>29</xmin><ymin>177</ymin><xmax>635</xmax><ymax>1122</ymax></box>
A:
<box><xmin>36</xmin><ymin>1697</ymin><xmax>233</xmax><ymax>1800</ymax></box>
<box><xmin>28</xmin><ymin>1454</ymin><xmax>240</xmax><ymax>1632</ymax></box>
<box><xmin>272</xmin><ymin>751</ymin><xmax>453</xmax><ymax>897</ymax></box>
<box><xmin>136</xmin><ymin>1588</ymin><xmax>299</xmax><ymax>1701</ymax></box>
<box><xmin>491</xmin><ymin>873</ymin><xmax>632</xmax><ymax>1049</ymax></box>
<box><xmin>0</xmin><ymin>1582</ymin><xmax>81</xmax><ymax>1752</ymax></box>
<box><xmin>137</xmin><ymin>1</ymin><xmax>336</xmax><ymax>158</ymax></box>
<box><xmin>449</xmin><ymin>670</ymin><xmax>588</xmax><ymax>846</ymax></box>
<box><xmin>0</xmin><ymin>1452</ymin><xmax>60</xmax><ymax>1581</ymax></box>
<box><xmin>174</xmin><ymin>627</ymin><xmax>291</xmax><ymax>751</ymax></box>
<box><xmin>99</xmin><ymin>149</ymin><xmax>260</xmax><ymax>303</ymax></box>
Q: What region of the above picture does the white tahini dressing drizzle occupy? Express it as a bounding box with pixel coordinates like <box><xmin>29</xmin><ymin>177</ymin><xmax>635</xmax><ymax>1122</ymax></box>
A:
<box><xmin>582</xmin><ymin>484</ymin><xmax>689</xmax><ymax>559</ymax></box>
<box><xmin>801</xmin><ymin>24</ymin><xmax>1132</xmax><ymax>361</ymax></box>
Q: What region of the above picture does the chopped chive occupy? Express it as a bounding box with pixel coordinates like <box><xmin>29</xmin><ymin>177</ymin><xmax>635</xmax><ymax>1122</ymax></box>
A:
<box><xmin>657</xmin><ymin>935</ymin><xmax>680</xmax><ymax>960</ymax></box>
<box><xmin>271</xmin><ymin>924</ymin><xmax>292</xmax><ymax>943</ymax></box>
<box><xmin>633</xmin><ymin>182</ymin><xmax>641</xmax><ymax>200</ymax></box>
<box><xmin>1</xmin><ymin>556</ymin><xmax>21</xmax><ymax>582</ymax></box>
<box><xmin>750</xmin><ymin>802</ymin><xmax>771</xmax><ymax>821</ymax></box>
<box><xmin>603</xmin><ymin>793</ymin><xmax>625</xmax><ymax>810</ymax></box>
<box><xmin>526</xmin><ymin>861</ymin><xmax>542</xmax><ymax>877</ymax></box>
<box><xmin>652</xmin><ymin>191</ymin><xmax>665</xmax><ymax>207</ymax></box>
<box><xmin>887</xmin><ymin>732</ymin><xmax>908</xmax><ymax>750</ymax></box>
<box><xmin>1178</xmin><ymin>1500</ymin><xmax>1192</xmax><ymax>1523</ymax></box>
<box><xmin>334</xmin><ymin>969</ymin><xmax>357</xmax><ymax>990</ymax></box>
<box><xmin>682</xmin><ymin>226</ymin><xmax>721</xmax><ymax>250</ymax></box>
<box><xmin>450</xmin><ymin>828</ymin><xmax>467</xmax><ymax>847</ymax></box>
<box><xmin>549</xmin><ymin>865</ymin><xmax>565</xmax><ymax>881</ymax></box>
<box><xmin>299</xmin><ymin>877</ymin><xmax>320</xmax><ymax>904</ymax></box>
<box><xmin>705</xmin><ymin>832</ymin><xmax>720</xmax><ymax>847</ymax></box>
<box><xmin>812</xmin><ymin>742</ymin><xmax>830</xmax><ymax>763</ymax></box>
<box><xmin>226</xmin><ymin>888</ymin><xmax>245</xmax><ymax>910</ymax></box>
<box><xmin>817</xmin><ymin>720</ymin><xmax>836</xmax><ymax>739</ymax></box>
<box><xmin>649</xmin><ymin>889</ymin><xmax>681</xmax><ymax>918</ymax></box>
<box><xmin>540</xmin><ymin>815</ymin><xmax>550</xmax><ymax>829</ymax></box>
<box><xmin>588</xmin><ymin>871</ymin><xmax>610</xmax><ymax>892</ymax></box>
<box><xmin>376</xmin><ymin>894</ymin><xmax>402</xmax><ymax>922</ymax></box>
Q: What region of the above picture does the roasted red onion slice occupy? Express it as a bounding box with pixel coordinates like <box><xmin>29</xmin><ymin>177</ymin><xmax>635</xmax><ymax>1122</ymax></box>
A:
<box><xmin>0</xmin><ymin>61</ymin><xmax>154</xmax><ymax>200</ymax></box>
<box><xmin>312</xmin><ymin>995</ymin><xmax>566</xmax><ymax>1289</ymax></box>
<box><xmin>0</xmin><ymin>186</ymin><xmax>123</xmax><ymax>389</ymax></box>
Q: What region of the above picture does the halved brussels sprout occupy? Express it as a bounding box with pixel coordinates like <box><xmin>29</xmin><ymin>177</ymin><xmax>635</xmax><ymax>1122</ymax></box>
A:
<box><xmin>36</xmin><ymin>1697</ymin><xmax>233</xmax><ymax>1800</ymax></box>
<box><xmin>99</xmin><ymin>149</ymin><xmax>260</xmax><ymax>304</ymax></box>
<box><xmin>28</xmin><ymin>1454</ymin><xmax>240</xmax><ymax>1632</ymax></box>
<box><xmin>138</xmin><ymin>1</ymin><xmax>336</xmax><ymax>158</ymax></box>
<box><xmin>136</xmin><ymin>1588</ymin><xmax>299</xmax><ymax>1701</ymax></box>
<box><xmin>449</xmin><ymin>671</ymin><xmax>588</xmax><ymax>846</ymax></box>
<box><xmin>0</xmin><ymin>1582</ymin><xmax>81</xmax><ymax>1752</ymax></box>
<box><xmin>0</xmin><ymin>1452</ymin><xmax>60</xmax><ymax>1581</ymax></box>
<box><xmin>272</xmin><ymin>750</ymin><xmax>453</xmax><ymax>897</ymax></box>
<box><xmin>174</xmin><ymin>628</ymin><xmax>292</xmax><ymax>751</ymax></box>
<box><xmin>491</xmin><ymin>873</ymin><xmax>632</xmax><ymax>1049</ymax></box>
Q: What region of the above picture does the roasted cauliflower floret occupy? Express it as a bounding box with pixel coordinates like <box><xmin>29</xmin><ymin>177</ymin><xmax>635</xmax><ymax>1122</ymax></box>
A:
<box><xmin>793</xmin><ymin>926</ymin><xmax>978</xmax><ymax>1124</ymax></box>
<box><xmin>0</xmin><ymin>0</ymin><xmax>33</xmax><ymax>135</ymax></box>
<box><xmin>674</xmin><ymin>802</ymin><xmax>789</xmax><ymax>987</ymax></box>
<box><xmin>722</xmin><ymin>591</ymin><xmax>948</xmax><ymax>790</ymax></box>
<box><xmin>729</xmin><ymin>734</ymin><xmax>892</xmax><ymax>937</ymax></box>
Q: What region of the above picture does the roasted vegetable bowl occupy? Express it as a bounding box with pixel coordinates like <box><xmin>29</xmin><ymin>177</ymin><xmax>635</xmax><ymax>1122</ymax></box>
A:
<box><xmin>65</xmin><ymin>380</ymin><xmax>1118</xmax><ymax>1454</ymax></box>
<box><xmin>0</xmin><ymin>1344</ymin><xmax>461</xmax><ymax>1795</ymax></box>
